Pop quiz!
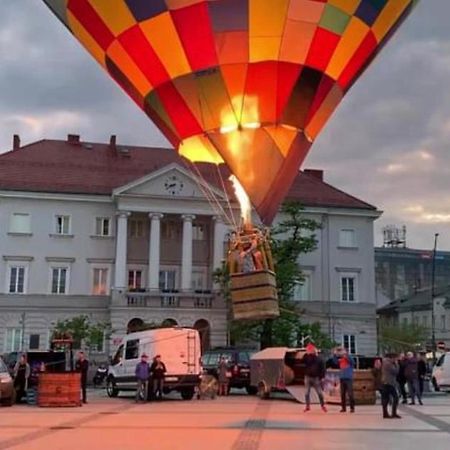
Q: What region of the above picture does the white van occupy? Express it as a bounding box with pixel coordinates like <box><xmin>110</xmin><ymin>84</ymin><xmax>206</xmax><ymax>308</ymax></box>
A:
<box><xmin>432</xmin><ymin>352</ymin><xmax>450</xmax><ymax>391</ymax></box>
<box><xmin>107</xmin><ymin>327</ymin><xmax>201</xmax><ymax>400</ymax></box>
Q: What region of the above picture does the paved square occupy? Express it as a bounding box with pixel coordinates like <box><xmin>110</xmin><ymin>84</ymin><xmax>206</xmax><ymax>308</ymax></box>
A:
<box><xmin>0</xmin><ymin>391</ymin><xmax>449</xmax><ymax>450</ymax></box>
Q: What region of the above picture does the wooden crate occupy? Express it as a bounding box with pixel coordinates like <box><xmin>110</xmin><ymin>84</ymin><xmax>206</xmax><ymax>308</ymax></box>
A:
<box><xmin>38</xmin><ymin>372</ymin><xmax>81</xmax><ymax>407</ymax></box>
<box><xmin>353</xmin><ymin>370</ymin><xmax>376</xmax><ymax>405</ymax></box>
<box><xmin>231</xmin><ymin>270</ymin><xmax>279</xmax><ymax>321</ymax></box>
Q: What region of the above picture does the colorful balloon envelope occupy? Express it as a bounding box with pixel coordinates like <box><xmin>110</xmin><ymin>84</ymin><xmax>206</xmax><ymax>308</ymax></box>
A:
<box><xmin>43</xmin><ymin>0</ymin><xmax>418</xmax><ymax>224</ymax></box>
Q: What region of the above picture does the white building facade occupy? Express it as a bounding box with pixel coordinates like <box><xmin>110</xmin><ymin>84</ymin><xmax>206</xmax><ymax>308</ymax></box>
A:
<box><xmin>0</xmin><ymin>136</ymin><xmax>381</xmax><ymax>356</ymax></box>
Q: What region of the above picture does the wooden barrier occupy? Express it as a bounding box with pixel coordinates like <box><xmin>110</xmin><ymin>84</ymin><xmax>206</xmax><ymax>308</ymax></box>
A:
<box><xmin>38</xmin><ymin>372</ymin><xmax>81</xmax><ymax>407</ymax></box>
<box><xmin>230</xmin><ymin>270</ymin><xmax>279</xmax><ymax>320</ymax></box>
<box><xmin>325</xmin><ymin>369</ymin><xmax>376</xmax><ymax>405</ymax></box>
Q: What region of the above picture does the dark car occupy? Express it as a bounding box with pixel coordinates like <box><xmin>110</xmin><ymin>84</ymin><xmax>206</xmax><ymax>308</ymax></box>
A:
<box><xmin>201</xmin><ymin>348</ymin><xmax>257</xmax><ymax>395</ymax></box>
<box><xmin>0</xmin><ymin>357</ymin><xmax>15</xmax><ymax>406</ymax></box>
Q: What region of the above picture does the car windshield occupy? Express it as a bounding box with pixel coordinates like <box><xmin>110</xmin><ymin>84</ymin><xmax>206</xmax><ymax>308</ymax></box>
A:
<box><xmin>0</xmin><ymin>358</ymin><xmax>7</xmax><ymax>373</ymax></box>
<box><xmin>202</xmin><ymin>352</ymin><xmax>233</xmax><ymax>365</ymax></box>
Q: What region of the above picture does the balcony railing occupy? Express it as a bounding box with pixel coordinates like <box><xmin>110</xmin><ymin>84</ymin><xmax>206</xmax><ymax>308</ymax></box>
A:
<box><xmin>123</xmin><ymin>289</ymin><xmax>224</xmax><ymax>310</ymax></box>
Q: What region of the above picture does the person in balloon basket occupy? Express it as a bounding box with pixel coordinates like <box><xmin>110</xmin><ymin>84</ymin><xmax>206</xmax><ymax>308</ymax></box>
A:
<box><xmin>302</xmin><ymin>343</ymin><xmax>327</xmax><ymax>413</ymax></box>
<box><xmin>332</xmin><ymin>347</ymin><xmax>355</xmax><ymax>413</ymax></box>
<box><xmin>381</xmin><ymin>353</ymin><xmax>401</xmax><ymax>419</ymax></box>
<box><xmin>75</xmin><ymin>351</ymin><xmax>89</xmax><ymax>404</ymax></box>
<box><xmin>150</xmin><ymin>355</ymin><xmax>167</xmax><ymax>400</ymax></box>
<box><xmin>135</xmin><ymin>353</ymin><xmax>150</xmax><ymax>403</ymax></box>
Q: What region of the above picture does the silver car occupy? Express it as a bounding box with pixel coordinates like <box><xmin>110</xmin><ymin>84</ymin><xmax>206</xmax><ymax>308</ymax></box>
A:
<box><xmin>0</xmin><ymin>357</ymin><xmax>15</xmax><ymax>406</ymax></box>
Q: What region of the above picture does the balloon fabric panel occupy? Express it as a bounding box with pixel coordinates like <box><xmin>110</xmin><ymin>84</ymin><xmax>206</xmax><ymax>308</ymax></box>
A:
<box><xmin>43</xmin><ymin>0</ymin><xmax>418</xmax><ymax>224</ymax></box>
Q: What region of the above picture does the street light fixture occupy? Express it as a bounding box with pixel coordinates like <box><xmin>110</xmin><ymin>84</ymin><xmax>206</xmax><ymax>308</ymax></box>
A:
<box><xmin>431</xmin><ymin>233</ymin><xmax>439</xmax><ymax>361</ymax></box>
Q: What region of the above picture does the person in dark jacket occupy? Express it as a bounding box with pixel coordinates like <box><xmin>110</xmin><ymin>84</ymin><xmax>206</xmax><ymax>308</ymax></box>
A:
<box><xmin>135</xmin><ymin>353</ymin><xmax>150</xmax><ymax>403</ymax></box>
<box><xmin>150</xmin><ymin>355</ymin><xmax>167</xmax><ymax>400</ymax></box>
<box><xmin>417</xmin><ymin>353</ymin><xmax>428</xmax><ymax>396</ymax></box>
<box><xmin>405</xmin><ymin>352</ymin><xmax>423</xmax><ymax>405</ymax></box>
<box><xmin>372</xmin><ymin>358</ymin><xmax>383</xmax><ymax>400</ymax></box>
<box><xmin>381</xmin><ymin>354</ymin><xmax>401</xmax><ymax>419</ymax></box>
<box><xmin>397</xmin><ymin>353</ymin><xmax>408</xmax><ymax>404</ymax></box>
<box><xmin>13</xmin><ymin>354</ymin><xmax>30</xmax><ymax>403</ymax></box>
<box><xmin>302</xmin><ymin>343</ymin><xmax>327</xmax><ymax>412</ymax></box>
<box><xmin>333</xmin><ymin>347</ymin><xmax>355</xmax><ymax>413</ymax></box>
<box><xmin>218</xmin><ymin>356</ymin><xmax>230</xmax><ymax>396</ymax></box>
<box><xmin>75</xmin><ymin>351</ymin><xmax>89</xmax><ymax>404</ymax></box>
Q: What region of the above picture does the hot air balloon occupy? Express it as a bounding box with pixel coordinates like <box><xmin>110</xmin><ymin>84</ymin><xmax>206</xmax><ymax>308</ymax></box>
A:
<box><xmin>42</xmin><ymin>0</ymin><xmax>418</xmax><ymax>320</ymax></box>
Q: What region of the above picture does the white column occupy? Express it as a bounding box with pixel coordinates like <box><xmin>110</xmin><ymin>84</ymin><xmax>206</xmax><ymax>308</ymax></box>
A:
<box><xmin>181</xmin><ymin>214</ymin><xmax>195</xmax><ymax>291</ymax></box>
<box><xmin>212</xmin><ymin>216</ymin><xmax>227</xmax><ymax>271</ymax></box>
<box><xmin>148</xmin><ymin>213</ymin><xmax>163</xmax><ymax>291</ymax></box>
<box><xmin>114</xmin><ymin>211</ymin><xmax>130</xmax><ymax>290</ymax></box>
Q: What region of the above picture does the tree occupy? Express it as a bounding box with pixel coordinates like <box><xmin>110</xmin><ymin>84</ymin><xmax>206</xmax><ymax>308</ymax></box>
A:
<box><xmin>51</xmin><ymin>315</ymin><xmax>113</xmax><ymax>355</ymax></box>
<box><xmin>379</xmin><ymin>322</ymin><xmax>428</xmax><ymax>353</ymax></box>
<box><xmin>216</xmin><ymin>201</ymin><xmax>326</xmax><ymax>348</ymax></box>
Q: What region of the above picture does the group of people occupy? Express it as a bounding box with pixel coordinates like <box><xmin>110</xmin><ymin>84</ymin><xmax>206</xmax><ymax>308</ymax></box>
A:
<box><xmin>302</xmin><ymin>344</ymin><xmax>429</xmax><ymax>419</ymax></box>
<box><xmin>134</xmin><ymin>353</ymin><xmax>167</xmax><ymax>402</ymax></box>
<box><xmin>372</xmin><ymin>351</ymin><xmax>427</xmax><ymax>419</ymax></box>
<box><xmin>302</xmin><ymin>344</ymin><xmax>356</xmax><ymax>414</ymax></box>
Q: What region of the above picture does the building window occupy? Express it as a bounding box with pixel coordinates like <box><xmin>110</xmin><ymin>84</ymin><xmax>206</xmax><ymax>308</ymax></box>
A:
<box><xmin>51</xmin><ymin>267</ymin><xmax>68</xmax><ymax>294</ymax></box>
<box><xmin>93</xmin><ymin>268</ymin><xmax>109</xmax><ymax>295</ymax></box>
<box><xmin>8</xmin><ymin>266</ymin><xmax>26</xmax><ymax>294</ymax></box>
<box><xmin>55</xmin><ymin>215</ymin><xmax>70</xmax><ymax>235</ymax></box>
<box><xmin>441</xmin><ymin>315</ymin><xmax>446</xmax><ymax>331</ymax></box>
<box><xmin>29</xmin><ymin>334</ymin><xmax>40</xmax><ymax>350</ymax></box>
<box><xmin>161</xmin><ymin>221</ymin><xmax>179</xmax><ymax>239</ymax></box>
<box><xmin>159</xmin><ymin>270</ymin><xmax>176</xmax><ymax>290</ymax></box>
<box><xmin>95</xmin><ymin>217</ymin><xmax>111</xmax><ymax>236</ymax></box>
<box><xmin>339</xmin><ymin>229</ymin><xmax>356</xmax><ymax>248</ymax></box>
<box><xmin>9</xmin><ymin>213</ymin><xmax>31</xmax><ymax>234</ymax></box>
<box><xmin>191</xmin><ymin>270</ymin><xmax>205</xmax><ymax>291</ymax></box>
<box><xmin>5</xmin><ymin>328</ymin><xmax>22</xmax><ymax>352</ymax></box>
<box><xmin>340</xmin><ymin>274</ymin><xmax>358</xmax><ymax>302</ymax></box>
<box><xmin>129</xmin><ymin>219</ymin><xmax>145</xmax><ymax>238</ymax></box>
<box><xmin>128</xmin><ymin>270</ymin><xmax>142</xmax><ymax>290</ymax></box>
<box><xmin>342</xmin><ymin>334</ymin><xmax>357</xmax><ymax>354</ymax></box>
<box><xmin>293</xmin><ymin>274</ymin><xmax>312</xmax><ymax>301</ymax></box>
<box><xmin>193</xmin><ymin>224</ymin><xmax>206</xmax><ymax>241</ymax></box>
<box><xmin>402</xmin><ymin>317</ymin><xmax>408</xmax><ymax>327</ymax></box>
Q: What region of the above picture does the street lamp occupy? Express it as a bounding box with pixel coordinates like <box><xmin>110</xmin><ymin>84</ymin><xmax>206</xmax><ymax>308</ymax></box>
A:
<box><xmin>431</xmin><ymin>233</ymin><xmax>439</xmax><ymax>361</ymax></box>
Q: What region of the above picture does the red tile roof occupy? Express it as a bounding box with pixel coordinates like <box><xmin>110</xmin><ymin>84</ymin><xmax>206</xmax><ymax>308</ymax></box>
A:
<box><xmin>0</xmin><ymin>139</ymin><xmax>376</xmax><ymax>211</ymax></box>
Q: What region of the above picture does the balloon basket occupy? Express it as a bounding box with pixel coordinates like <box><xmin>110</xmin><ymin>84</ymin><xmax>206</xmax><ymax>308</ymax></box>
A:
<box><xmin>230</xmin><ymin>270</ymin><xmax>279</xmax><ymax>321</ymax></box>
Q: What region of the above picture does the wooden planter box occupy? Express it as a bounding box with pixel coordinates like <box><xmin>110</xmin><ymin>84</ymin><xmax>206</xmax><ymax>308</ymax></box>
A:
<box><xmin>230</xmin><ymin>270</ymin><xmax>279</xmax><ymax>321</ymax></box>
<box><xmin>38</xmin><ymin>372</ymin><xmax>81</xmax><ymax>407</ymax></box>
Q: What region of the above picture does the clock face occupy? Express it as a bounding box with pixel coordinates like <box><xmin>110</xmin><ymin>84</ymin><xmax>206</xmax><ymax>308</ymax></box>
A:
<box><xmin>164</xmin><ymin>175</ymin><xmax>184</xmax><ymax>195</ymax></box>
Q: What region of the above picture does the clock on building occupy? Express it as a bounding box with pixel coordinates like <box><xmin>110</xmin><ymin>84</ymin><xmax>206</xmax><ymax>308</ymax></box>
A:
<box><xmin>164</xmin><ymin>174</ymin><xmax>184</xmax><ymax>195</ymax></box>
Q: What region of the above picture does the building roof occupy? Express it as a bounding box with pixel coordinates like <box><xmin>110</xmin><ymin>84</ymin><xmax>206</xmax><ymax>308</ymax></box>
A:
<box><xmin>0</xmin><ymin>137</ymin><xmax>376</xmax><ymax>211</ymax></box>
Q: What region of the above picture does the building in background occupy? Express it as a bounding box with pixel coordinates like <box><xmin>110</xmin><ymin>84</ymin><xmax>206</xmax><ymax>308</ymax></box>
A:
<box><xmin>0</xmin><ymin>136</ymin><xmax>380</xmax><ymax>356</ymax></box>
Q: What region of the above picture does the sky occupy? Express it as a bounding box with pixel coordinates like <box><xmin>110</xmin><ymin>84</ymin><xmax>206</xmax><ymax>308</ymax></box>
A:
<box><xmin>0</xmin><ymin>1</ymin><xmax>449</xmax><ymax>250</ymax></box>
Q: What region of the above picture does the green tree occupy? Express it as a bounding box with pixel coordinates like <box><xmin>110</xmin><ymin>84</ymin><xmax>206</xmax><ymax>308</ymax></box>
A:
<box><xmin>379</xmin><ymin>322</ymin><xmax>428</xmax><ymax>353</ymax></box>
<box><xmin>216</xmin><ymin>201</ymin><xmax>327</xmax><ymax>348</ymax></box>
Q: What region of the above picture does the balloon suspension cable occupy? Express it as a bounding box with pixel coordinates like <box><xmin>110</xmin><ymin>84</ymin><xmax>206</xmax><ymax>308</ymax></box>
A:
<box><xmin>215</xmin><ymin>164</ymin><xmax>238</xmax><ymax>232</ymax></box>
<box><xmin>186</xmin><ymin>161</ymin><xmax>235</xmax><ymax>227</ymax></box>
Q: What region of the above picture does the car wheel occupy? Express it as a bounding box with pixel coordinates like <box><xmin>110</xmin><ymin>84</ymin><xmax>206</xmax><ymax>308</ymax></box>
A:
<box><xmin>432</xmin><ymin>377</ymin><xmax>440</xmax><ymax>392</ymax></box>
<box><xmin>246</xmin><ymin>386</ymin><xmax>258</xmax><ymax>396</ymax></box>
<box><xmin>106</xmin><ymin>377</ymin><xmax>119</xmax><ymax>398</ymax></box>
<box><xmin>181</xmin><ymin>387</ymin><xmax>195</xmax><ymax>400</ymax></box>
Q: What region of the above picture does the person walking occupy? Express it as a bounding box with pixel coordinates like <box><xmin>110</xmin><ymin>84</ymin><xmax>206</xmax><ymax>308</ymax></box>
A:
<box><xmin>405</xmin><ymin>351</ymin><xmax>422</xmax><ymax>405</ymax></box>
<box><xmin>333</xmin><ymin>347</ymin><xmax>355</xmax><ymax>413</ymax></box>
<box><xmin>13</xmin><ymin>354</ymin><xmax>30</xmax><ymax>403</ymax></box>
<box><xmin>150</xmin><ymin>355</ymin><xmax>167</xmax><ymax>400</ymax></box>
<box><xmin>302</xmin><ymin>343</ymin><xmax>327</xmax><ymax>413</ymax></box>
<box><xmin>135</xmin><ymin>353</ymin><xmax>150</xmax><ymax>403</ymax></box>
<box><xmin>418</xmin><ymin>353</ymin><xmax>428</xmax><ymax>397</ymax></box>
<box><xmin>397</xmin><ymin>353</ymin><xmax>408</xmax><ymax>404</ymax></box>
<box><xmin>381</xmin><ymin>353</ymin><xmax>401</xmax><ymax>419</ymax></box>
<box><xmin>75</xmin><ymin>351</ymin><xmax>89</xmax><ymax>404</ymax></box>
<box><xmin>218</xmin><ymin>356</ymin><xmax>230</xmax><ymax>396</ymax></box>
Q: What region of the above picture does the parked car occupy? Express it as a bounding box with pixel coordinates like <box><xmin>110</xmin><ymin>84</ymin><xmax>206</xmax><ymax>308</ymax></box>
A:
<box><xmin>107</xmin><ymin>327</ymin><xmax>201</xmax><ymax>400</ymax></box>
<box><xmin>0</xmin><ymin>357</ymin><xmax>15</xmax><ymax>406</ymax></box>
<box><xmin>201</xmin><ymin>347</ymin><xmax>257</xmax><ymax>395</ymax></box>
<box><xmin>432</xmin><ymin>352</ymin><xmax>450</xmax><ymax>391</ymax></box>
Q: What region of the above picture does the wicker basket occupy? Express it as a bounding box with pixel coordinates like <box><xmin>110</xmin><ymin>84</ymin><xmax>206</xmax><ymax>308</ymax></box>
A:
<box><xmin>38</xmin><ymin>372</ymin><xmax>81</xmax><ymax>407</ymax></box>
<box><xmin>230</xmin><ymin>270</ymin><xmax>279</xmax><ymax>320</ymax></box>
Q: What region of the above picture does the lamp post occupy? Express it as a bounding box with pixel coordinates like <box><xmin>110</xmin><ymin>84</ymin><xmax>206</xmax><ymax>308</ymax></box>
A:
<box><xmin>431</xmin><ymin>233</ymin><xmax>439</xmax><ymax>361</ymax></box>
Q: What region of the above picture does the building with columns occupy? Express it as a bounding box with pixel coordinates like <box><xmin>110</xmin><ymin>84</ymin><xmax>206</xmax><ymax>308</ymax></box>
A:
<box><xmin>0</xmin><ymin>136</ymin><xmax>381</xmax><ymax>356</ymax></box>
